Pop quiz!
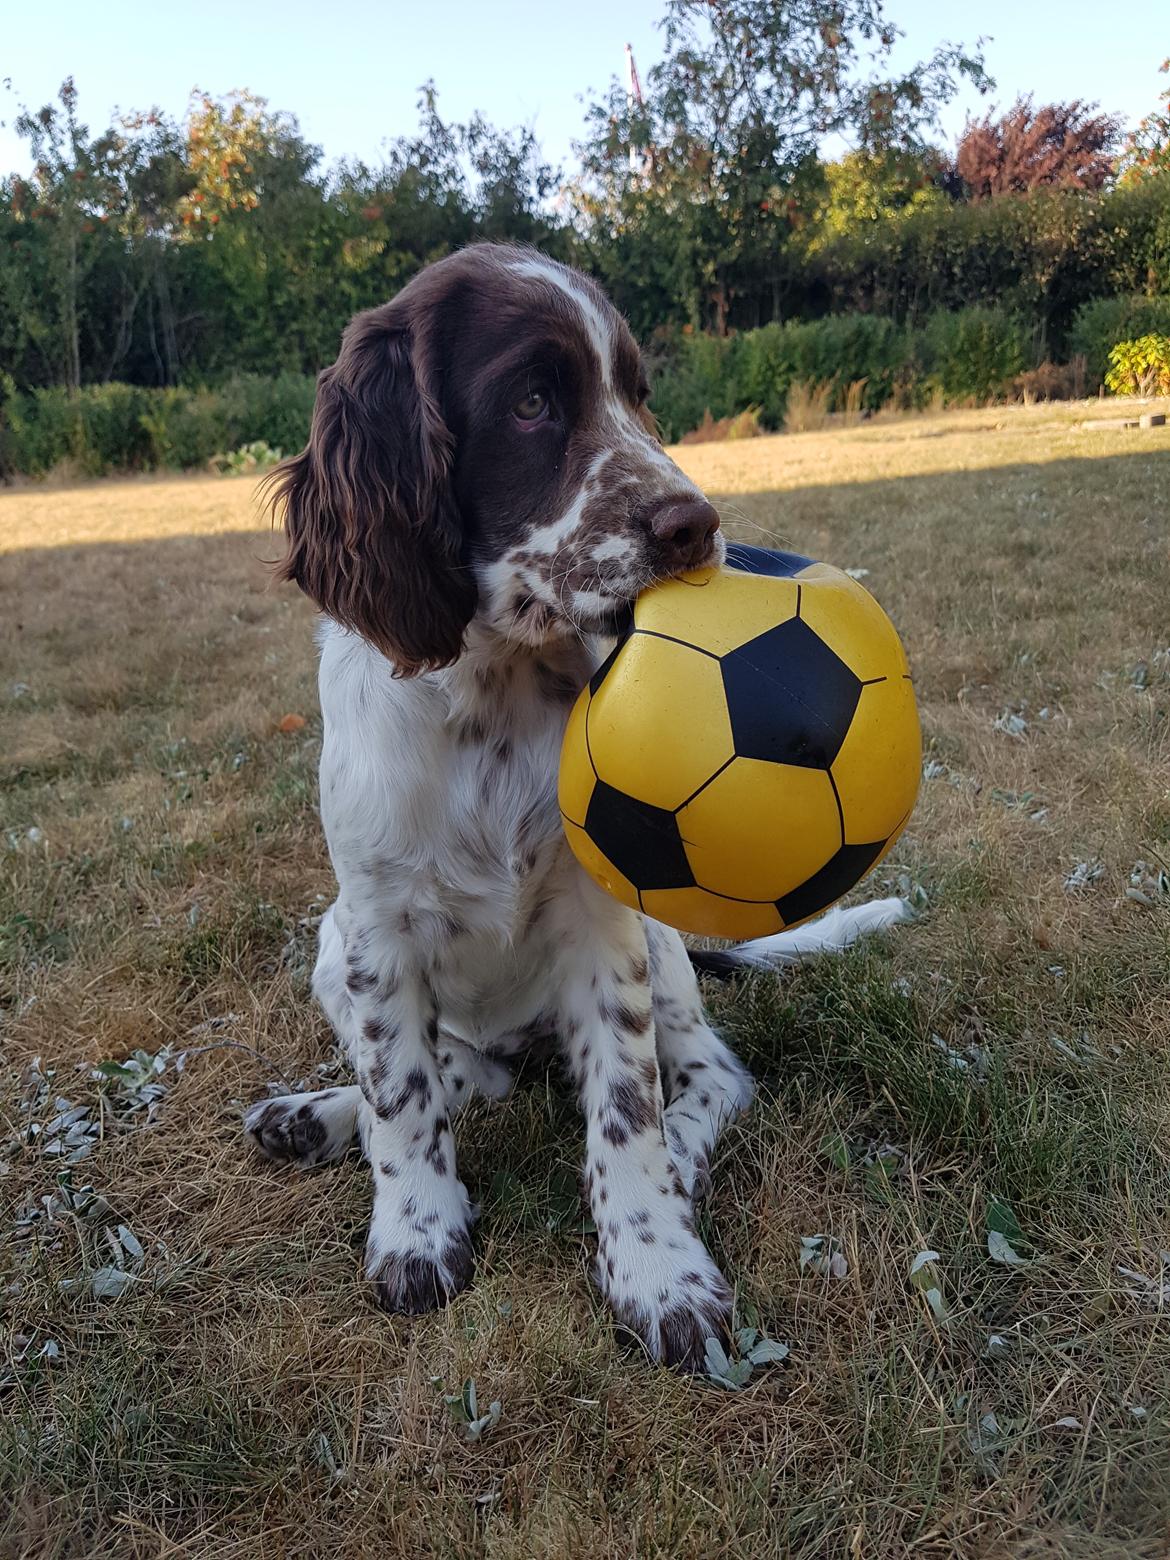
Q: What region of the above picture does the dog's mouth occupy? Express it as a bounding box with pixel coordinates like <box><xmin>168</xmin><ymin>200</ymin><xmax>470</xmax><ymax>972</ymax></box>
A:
<box><xmin>583</xmin><ymin>526</ymin><xmax>725</xmax><ymax>621</ymax></box>
<box><xmin>572</xmin><ymin>600</ymin><xmax>637</xmax><ymax>638</ymax></box>
<box><xmin>500</xmin><ymin>526</ymin><xmax>724</xmax><ymax>646</ymax></box>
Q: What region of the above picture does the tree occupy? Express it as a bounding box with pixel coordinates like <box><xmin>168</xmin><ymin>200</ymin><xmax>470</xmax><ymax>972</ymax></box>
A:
<box><xmin>805</xmin><ymin>148</ymin><xmax>949</xmax><ymax>249</ymax></box>
<box><xmin>1</xmin><ymin>81</ymin><xmax>192</xmax><ymax>389</ymax></box>
<box><xmin>1118</xmin><ymin>60</ymin><xmax>1170</xmax><ymax>185</ymax></box>
<box><xmin>955</xmin><ymin>96</ymin><xmax>1122</xmax><ymax>200</ymax></box>
<box><xmin>9</xmin><ymin>79</ymin><xmax>124</xmax><ymax>389</ymax></box>
<box><xmin>574</xmin><ymin>0</ymin><xmax>989</xmax><ymax>333</ymax></box>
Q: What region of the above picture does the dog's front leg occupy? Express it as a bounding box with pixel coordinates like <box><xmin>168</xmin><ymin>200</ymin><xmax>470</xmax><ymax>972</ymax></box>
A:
<box><xmin>551</xmin><ymin>884</ymin><xmax>734</xmax><ymax>1370</ymax></box>
<box><xmin>343</xmin><ymin>925</ymin><xmax>474</xmax><ymax>1313</ymax></box>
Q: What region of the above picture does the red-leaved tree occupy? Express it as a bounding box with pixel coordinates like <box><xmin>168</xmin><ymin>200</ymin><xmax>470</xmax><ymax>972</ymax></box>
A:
<box><xmin>955</xmin><ymin>96</ymin><xmax>1122</xmax><ymax>199</ymax></box>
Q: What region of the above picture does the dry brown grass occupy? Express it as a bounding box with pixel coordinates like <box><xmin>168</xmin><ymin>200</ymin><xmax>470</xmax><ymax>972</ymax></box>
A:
<box><xmin>3</xmin><ymin>410</ymin><xmax>1170</xmax><ymax>1557</ymax></box>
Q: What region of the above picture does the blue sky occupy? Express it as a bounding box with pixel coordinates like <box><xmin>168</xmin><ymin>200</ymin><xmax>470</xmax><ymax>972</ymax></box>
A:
<box><xmin>1</xmin><ymin>0</ymin><xmax>1165</xmax><ymax>177</ymax></box>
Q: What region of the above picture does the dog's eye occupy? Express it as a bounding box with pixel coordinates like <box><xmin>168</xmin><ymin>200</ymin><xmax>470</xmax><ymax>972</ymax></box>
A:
<box><xmin>513</xmin><ymin>390</ymin><xmax>550</xmax><ymax>424</ymax></box>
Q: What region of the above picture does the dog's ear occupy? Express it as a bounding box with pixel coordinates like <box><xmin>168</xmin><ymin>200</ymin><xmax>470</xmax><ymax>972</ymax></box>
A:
<box><xmin>269</xmin><ymin>303</ymin><xmax>475</xmax><ymax>673</ymax></box>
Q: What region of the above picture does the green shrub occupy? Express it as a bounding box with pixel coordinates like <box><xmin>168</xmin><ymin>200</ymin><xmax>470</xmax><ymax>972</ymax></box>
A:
<box><xmin>73</xmin><ymin>384</ymin><xmax>155</xmax><ymax>474</ymax></box>
<box><xmin>139</xmin><ymin>388</ymin><xmax>230</xmax><ymax>469</ymax></box>
<box><xmin>1</xmin><ymin>386</ymin><xmax>80</xmax><ymax>476</ymax></box>
<box><xmin>647</xmin><ymin>304</ymin><xmax>1028</xmax><ymax>439</ymax></box>
<box><xmin>920</xmin><ymin>307</ymin><xmax>1028</xmax><ymax>402</ymax></box>
<box><xmin>646</xmin><ymin>331</ymin><xmax>738</xmax><ymax>443</ymax></box>
<box><xmin>209</xmin><ymin>440</ymin><xmax>284</xmax><ymax>475</ymax></box>
<box><xmin>806</xmin><ymin>175</ymin><xmax>1170</xmax><ymax>348</ymax></box>
<box><xmin>215</xmin><ymin>374</ymin><xmax>316</xmax><ymax>454</ymax></box>
<box><xmin>1104</xmin><ymin>335</ymin><xmax>1170</xmax><ymax>398</ymax></box>
<box><xmin>1069</xmin><ymin>296</ymin><xmax>1170</xmax><ymax>385</ymax></box>
<box><xmin>0</xmin><ymin>374</ymin><xmax>315</xmax><ymax>479</ymax></box>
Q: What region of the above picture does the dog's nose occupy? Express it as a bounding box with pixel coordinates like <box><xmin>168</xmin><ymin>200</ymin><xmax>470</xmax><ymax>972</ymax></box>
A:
<box><xmin>644</xmin><ymin>496</ymin><xmax>721</xmax><ymax>571</ymax></box>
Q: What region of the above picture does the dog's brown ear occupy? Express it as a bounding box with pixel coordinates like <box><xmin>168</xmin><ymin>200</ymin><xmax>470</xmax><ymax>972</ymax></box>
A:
<box><xmin>269</xmin><ymin>304</ymin><xmax>475</xmax><ymax>673</ymax></box>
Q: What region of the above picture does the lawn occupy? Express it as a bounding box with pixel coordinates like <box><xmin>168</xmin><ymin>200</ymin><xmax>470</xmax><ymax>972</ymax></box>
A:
<box><xmin>2</xmin><ymin>404</ymin><xmax>1170</xmax><ymax>1558</ymax></box>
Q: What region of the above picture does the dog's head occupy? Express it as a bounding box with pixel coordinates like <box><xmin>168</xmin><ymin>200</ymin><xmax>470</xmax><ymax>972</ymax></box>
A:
<box><xmin>272</xmin><ymin>244</ymin><xmax>723</xmax><ymax>671</ymax></box>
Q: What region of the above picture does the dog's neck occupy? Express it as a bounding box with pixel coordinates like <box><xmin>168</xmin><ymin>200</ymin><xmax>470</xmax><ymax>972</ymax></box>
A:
<box><xmin>440</xmin><ymin>619</ymin><xmax>603</xmax><ymax>739</ymax></box>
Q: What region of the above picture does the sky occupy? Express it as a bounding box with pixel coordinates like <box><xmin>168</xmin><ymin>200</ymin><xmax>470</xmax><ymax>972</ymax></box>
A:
<box><xmin>1</xmin><ymin>0</ymin><xmax>1165</xmax><ymax>178</ymax></box>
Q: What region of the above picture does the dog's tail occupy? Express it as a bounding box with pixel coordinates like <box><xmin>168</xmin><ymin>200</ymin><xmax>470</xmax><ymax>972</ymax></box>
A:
<box><xmin>687</xmin><ymin>896</ymin><xmax>914</xmax><ymax>977</ymax></box>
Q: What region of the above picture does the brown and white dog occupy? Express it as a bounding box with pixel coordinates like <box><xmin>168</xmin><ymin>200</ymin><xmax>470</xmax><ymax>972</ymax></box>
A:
<box><xmin>245</xmin><ymin>244</ymin><xmax>908</xmax><ymax>1368</ymax></box>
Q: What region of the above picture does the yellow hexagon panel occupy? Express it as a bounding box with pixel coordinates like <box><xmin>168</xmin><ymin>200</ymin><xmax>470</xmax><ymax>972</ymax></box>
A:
<box><xmin>633</xmin><ymin>566</ymin><xmax>799</xmax><ymax>658</ymax></box>
<box><xmin>558</xmin><ymin>688</ymin><xmax>597</xmax><ymax>827</ymax></box>
<box><xmin>795</xmin><ymin>565</ymin><xmax>911</xmax><ymax>682</ymax></box>
<box><xmin>676</xmin><ymin>756</ymin><xmax>841</xmax><ymax>902</ymax></box>
<box><xmin>641</xmin><ymin>886</ymin><xmax>783</xmax><ymax>940</ymax></box>
<box><xmin>561</xmin><ymin>817</ymin><xmax>640</xmax><ymax>912</ymax></box>
<box><xmin>831</xmin><ymin>678</ymin><xmax>922</xmax><ymax>846</ymax></box>
<box><xmin>585</xmin><ymin>632</ymin><xmax>734</xmax><ymax>811</ymax></box>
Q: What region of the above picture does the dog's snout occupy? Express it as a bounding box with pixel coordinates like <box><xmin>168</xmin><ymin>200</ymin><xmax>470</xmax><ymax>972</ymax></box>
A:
<box><xmin>643</xmin><ymin>496</ymin><xmax>721</xmax><ymax>571</ymax></box>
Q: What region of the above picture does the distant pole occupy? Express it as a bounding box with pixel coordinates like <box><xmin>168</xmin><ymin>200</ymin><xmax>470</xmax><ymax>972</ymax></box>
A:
<box><xmin>625</xmin><ymin>42</ymin><xmax>646</xmax><ymax>176</ymax></box>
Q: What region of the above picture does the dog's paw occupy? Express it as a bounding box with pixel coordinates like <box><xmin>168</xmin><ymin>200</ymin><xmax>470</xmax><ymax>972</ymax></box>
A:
<box><xmin>596</xmin><ymin>1223</ymin><xmax>732</xmax><ymax>1371</ymax></box>
<box><xmin>244</xmin><ymin>1087</ymin><xmax>360</xmax><ymax>1168</ymax></box>
<box><xmin>366</xmin><ymin>1227</ymin><xmax>475</xmax><ymax>1314</ymax></box>
<box><xmin>364</xmin><ymin>1166</ymin><xmax>477</xmax><ymax>1315</ymax></box>
<box><xmin>437</xmin><ymin>1038</ymin><xmax>514</xmax><ymax>1112</ymax></box>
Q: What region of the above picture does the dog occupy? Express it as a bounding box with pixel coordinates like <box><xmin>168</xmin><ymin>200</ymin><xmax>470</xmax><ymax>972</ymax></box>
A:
<box><xmin>245</xmin><ymin>243</ymin><xmax>908</xmax><ymax>1369</ymax></box>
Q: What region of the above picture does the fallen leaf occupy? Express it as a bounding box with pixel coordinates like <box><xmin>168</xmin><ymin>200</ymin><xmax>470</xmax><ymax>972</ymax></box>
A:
<box><xmin>277</xmin><ymin>713</ymin><xmax>306</xmax><ymax>733</ymax></box>
<box><xmin>988</xmin><ymin>1230</ymin><xmax>1032</xmax><ymax>1267</ymax></box>
<box><xmin>908</xmin><ymin>1249</ymin><xmax>950</xmax><ymax>1322</ymax></box>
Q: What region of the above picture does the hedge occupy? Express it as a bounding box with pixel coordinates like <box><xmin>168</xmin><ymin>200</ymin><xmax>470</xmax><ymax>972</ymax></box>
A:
<box><xmin>802</xmin><ymin>175</ymin><xmax>1170</xmax><ymax>351</ymax></box>
<box><xmin>0</xmin><ymin>372</ymin><xmax>316</xmax><ymax>478</ymax></box>
<box><xmin>2</xmin><ymin>289</ymin><xmax>1166</xmax><ymax>475</ymax></box>
<box><xmin>648</xmin><ymin>305</ymin><xmax>1032</xmax><ymax>442</ymax></box>
<box><xmin>1067</xmin><ymin>295</ymin><xmax>1170</xmax><ymax>384</ymax></box>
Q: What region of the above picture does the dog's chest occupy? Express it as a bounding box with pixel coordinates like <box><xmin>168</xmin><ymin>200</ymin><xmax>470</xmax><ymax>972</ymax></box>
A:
<box><xmin>442</xmin><ymin>713</ymin><xmax>566</xmax><ymax>911</ymax></box>
<box><xmin>416</xmin><ymin>702</ymin><xmax>577</xmax><ymax>1035</ymax></box>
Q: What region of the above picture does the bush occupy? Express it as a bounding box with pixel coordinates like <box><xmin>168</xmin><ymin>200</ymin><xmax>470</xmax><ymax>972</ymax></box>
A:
<box><xmin>1068</xmin><ymin>296</ymin><xmax>1170</xmax><ymax>385</ymax></box>
<box><xmin>647</xmin><ymin>304</ymin><xmax>1030</xmax><ymax>440</ymax></box>
<box><xmin>139</xmin><ymin>388</ymin><xmax>231</xmax><ymax>469</ymax></box>
<box><xmin>0</xmin><ymin>374</ymin><xmax>315</xmax><ymax>479</ymax></box>
<box><xmin>677</xmin><ymin>406</ymin><xmax>764</xmax><ymax>445</ymax></box>
<box><xmin>1013</xmin><ymin>357</ymin><xmax>1088</xmax><ymax>402</ymax></box>
<box><xmin>215</xmin><ymin>374</ymin><xmax>316</xmax><ymax>454</ymax></box>
<box><xmin>804</xmin><ymin>175</ymin><xmax>1170</xmax><ymax>349</ymax></box>
<box><xmin>1104</xmin><ymin>335</ymin><xmax>1170</xmax><ymax>397</ymax></box>
<box><xmin>783</xmin><ymin>380</ymin><xmax>833</xmax><ymax>433</ymax></box>
<box><xmin>209</xmin><ymin>440</ymin><xmax>285</xmax><ymax>475</ymax></box>
<box><xmin>920</xmin><ymin>307</ymin><xmax>1028</xmax><ymax>402</ymax></box>
<box><xmin>645</xmin><ymin>331</ymin><xmax>738</xmax><ymax>443</ymax></box>
<box><xmin>0</xmin><ymin>383</ymin><xmax>161</xmax><ymax>476</ymax></box>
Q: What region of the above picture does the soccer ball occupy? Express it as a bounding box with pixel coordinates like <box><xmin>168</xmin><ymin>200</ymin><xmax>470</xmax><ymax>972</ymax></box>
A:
<box><xmin>558</xmin><ymin>543</ymin><xmax>921</xmax><ymax>939</ymax></box>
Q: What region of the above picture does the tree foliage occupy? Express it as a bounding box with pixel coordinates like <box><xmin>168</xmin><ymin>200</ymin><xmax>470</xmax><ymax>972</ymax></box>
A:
<box><xmin>573</xmin><ymin>0</ymin><xmax>989</xmax><ymax>333</ymax></box>
<box><xmin>1118</xmin><ymin>60</ymin><xmax>1170</xmax><ymax>186</ymax></box>
<box><xmin>0</xmin><ymin>80</ymin><xmax>566</xmax><ymax>390</ymax></box>
<box><xmin>803</xmin><ymin>149</ymin><xmax>948</xmax><ymax>248</ymax></box>
<box><xmin>1</xmin><ymin>18</ymin><xmax>1165</xmax><ymax>402</ymax></box>
<box><xmin>954</xmin><ymin>96</ymin><xmax>1122</xmax><ymax>200</ymax></box>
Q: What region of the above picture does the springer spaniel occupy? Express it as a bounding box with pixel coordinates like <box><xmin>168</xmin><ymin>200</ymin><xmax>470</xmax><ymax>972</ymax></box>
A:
<box><xmin>245</xmin><ymin>244</ymin><xmax>908</xmax><ymax>1369</ymax></box>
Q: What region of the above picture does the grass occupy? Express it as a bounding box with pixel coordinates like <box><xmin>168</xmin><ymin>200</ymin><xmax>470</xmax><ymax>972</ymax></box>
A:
<box><xmin>2</xmin><ymin>400</ymin><xmax>1170</xmax><ymax>1556</ymax></box>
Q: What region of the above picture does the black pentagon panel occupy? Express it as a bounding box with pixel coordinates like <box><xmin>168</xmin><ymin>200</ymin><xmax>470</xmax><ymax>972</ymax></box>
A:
<box><xmin>775</xmin><ymin>841</ymin><xmax>886</xmax><ymax>927</ymax></box>
<box><xmin>724</xmin><ymin>543</ymin><xmax>814</xmax><ymax>578</ymax></box>
<box><xmin>722</xmin><ymin>617</ymin><xmax>862</xmax><ymax>768</ymax></box>
<box><xmin>584</xmin><ymin>782</ymin><xmax>697</xmax><ymax>892</ymax></box>
<box><xmin>588</xmin><ymin>628</ymin><xmax>633</xmax><ymax>696</ymax></box>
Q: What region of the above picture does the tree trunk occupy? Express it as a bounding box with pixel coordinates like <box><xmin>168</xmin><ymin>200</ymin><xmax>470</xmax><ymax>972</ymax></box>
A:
<box><xmin>64</xmin><ymin>227</ymin><xmax>81</xmax><ymax>392</ymax></box>
<box><xmin>155</xmin><ymin>255</ymin><xmax>181</xmax><ymax>385</ymax></box>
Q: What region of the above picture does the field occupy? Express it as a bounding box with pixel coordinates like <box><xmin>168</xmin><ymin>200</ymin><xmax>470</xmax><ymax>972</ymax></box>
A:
<box><xmin>3</xmin><ymin>402</ymin><xmax>1170</xmax><ymax>1558</ymax></box>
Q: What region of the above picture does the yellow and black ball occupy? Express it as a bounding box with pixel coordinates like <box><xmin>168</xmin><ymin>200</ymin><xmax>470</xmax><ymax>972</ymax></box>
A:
<box><xmin>558</xmin><ymin>543</ymin><xmax>921</xmax><ymax>939</ymax></box>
